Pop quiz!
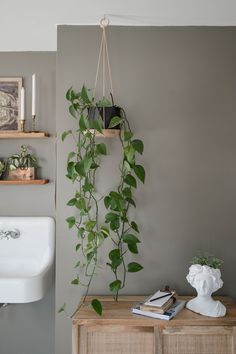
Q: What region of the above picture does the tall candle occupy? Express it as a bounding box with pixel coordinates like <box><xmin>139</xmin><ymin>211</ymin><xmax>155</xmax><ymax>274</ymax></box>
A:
<box><xmin>32</xmin><ymin>74</ymin><xmax>36</xmax><ymax>116</ymax></box>
<box><xmin>21</xmin><ymin>87</ymin><xmax>25</xmax><ymax>120</ymax></box>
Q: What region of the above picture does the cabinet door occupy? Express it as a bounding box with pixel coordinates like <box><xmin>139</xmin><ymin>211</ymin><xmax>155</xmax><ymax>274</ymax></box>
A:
<box><xmin>78</xmin><ymin>325</ymin><xmax>154</xmax><ymax>354</ymax></box>
<box><xmin>162</xmin><ymin>326</ymin><xmax>235</xmax><ymax>354</ymax></box>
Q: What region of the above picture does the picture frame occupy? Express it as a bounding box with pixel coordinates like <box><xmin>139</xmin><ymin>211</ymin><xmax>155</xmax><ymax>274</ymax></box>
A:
<box><xmin>0</xmin><ymin>77</ymin><xmax>22</xmax><ymax>132</ymax></box>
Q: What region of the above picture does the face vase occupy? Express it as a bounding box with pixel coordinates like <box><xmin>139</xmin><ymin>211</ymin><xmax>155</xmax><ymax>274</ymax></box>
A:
<box><xmin>186</xmin><ymin>264</ymin><xmax>226</xmax><ymax>317</ymax></box>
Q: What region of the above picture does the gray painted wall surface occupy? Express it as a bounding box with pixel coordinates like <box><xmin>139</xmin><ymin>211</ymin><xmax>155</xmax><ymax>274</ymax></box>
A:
<box><xmin>56</xmin><ymin>26</ymin><xmax>236</xmax><ymax>354</ymax></box>
<box><xmin>0</xmin><ymin>52</ymin><xmax>56</xmax><ymax>354</ymax></box>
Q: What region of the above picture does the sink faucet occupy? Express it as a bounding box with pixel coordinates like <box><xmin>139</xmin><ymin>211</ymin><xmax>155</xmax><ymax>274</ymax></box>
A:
<box><xmin>0</xmin><ymin>229</ymin><xmax>20</xmax><ymax>240</ymax></box>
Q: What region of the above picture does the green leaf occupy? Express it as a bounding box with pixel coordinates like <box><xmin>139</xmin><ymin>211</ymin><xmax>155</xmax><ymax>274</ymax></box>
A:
<box><xmin>131</xmin><ymin>221</ymin><xmax>139</xmax><ymax>233</ymax></box>
<box><xmin>125</xmin><ymin>146</ymin><xmax>135</xmax><ymax>164</ymax></box>
<box><xmin>71</xmin><ymin>278</ymin><xmax>79</xmax><ymax>285</ymax></box>
<box><xmin>83</xmin><ymin>157</ymin><xmax>93</xmax><ymax>173</ymax></box>
<box><xmin>109</xmin><ymin>249</ymin><xmax>122</xmax><ymax>268</ymax></box>
<box><xmin>77</xmin><ymin>227</ymin><xmax>85</xmax><ymax>238</ymax></box>
<box><xmin>110</xmin><ymin>219</ymin><xmax>120</xmax><ymax>231</ymax></box>
<box><xmin>81</xmin><ymin>85</ymin><xmax>92</xmax><ymax>104</ymax></box>
<box><xmin>91</xmin><ymin>119</ymin><xmax>103</xmax><ymax>134</ymax></box>
<box><xmin>96</xmin><ymin>143</ymin><xmax>107</xmax><ymax>155</ymax></box>
<box><xmin>69</xmin><ymin>104</ymin><xmax>77</xmax><ymax>118</ymax></box>
<box><xmin>123</xmin><ymin>160</ymin><xmax>131</xmax><ymax>172</ymax></box>
<box><xmin>122</xmin><ymin>233</ymin><xmax>140</xmax><ymax>244</ymax></box>
<box><xmin>58</xmin><ymin>303</ymin><xmax>66</xmax><ymax>313</ymax></box>
<box><xmin>131</xmin><ymin>139</ymin><xmax>144</xmax><ymax>155</ymax></box>
<box><xmin>61</xmin><ymin>130</ymin><xmax>72</xmax><ymax>142</ymax></box>
<box><xmin>76</xmin><ymin>243</ymin><xmax>81</xmax><ymax>251</ymax></box>
<box><xmin>79</xmin><ymin>114</ymin><xmax>88</xmax><ymax>131</ymax></box>
<box><xmin>128</xmin><ymin>243</ymin><xmax>138</xmax><ymax>254</ymax></box>
<box><xmin>66</xmin><ymin>87</ymin><xmax>72</xmax><ymax>101</ymax></box>
<box><xmin>123</xmin><ymin>131</ymin><xmax>133</xmax><ymax>141</ymax></box>
<box><xmin>127</xmin><ymin>262</ymin><xmax>143</xmax><ymax>272</ymax></box>
<box><xmin>109</xmin><ymin>248</ymin><xmax>120</xmax><ymax>261</ymax></box>
<box><xmin>126</xmin><ymin>197</ymin><xmax>136</xmax><ymax>208</ymax></box>
<box><xmin>133</xmin><ymin>165</ymin><xmax>145</xmax><ymax>183</ymax></box>
<box><xmin>108</xmin><ymin>116</ymin><xmax>123</xmax><ymax>128</ymax></box>
<box><xmin>122</xmin><ymin>187</ymin><xmax>132</xmax><ymax>199</ymax></box>
<box><xmin>104</xmin><ymin>196</ymin><xmax>111</xmax><ymax>209</ymax></box>
<box><xmin>96</xmin><ymin>96</ymin><xmax>112</xmax><ymax>107</ymax></box>
<box><xmin>101</xmin><ymin>226</ymin><xmax>109</xmax><ymax>237</ymax></box>
<box><xmin>75</xmin><ymin>198</ymin><xmax>86</xmax><ymax>211</ymax></box>
<box><xmin>75</xmin><ymin>161</ymin><xmax>85</xmax><ymax>177</ymax></box>
<box><xmin>85</xmin><ymin>220</ymin><xmax>96</xmax><ymax>231</ymax></box>
<box><xmin>74</xmin><ymin>261</ymin><xmax>80</xmax><ymax>268</ymax></box>
<box><xmin>105</xmin><ymin>212</ymin><xmax>119</xmax><ymax>223</ymax></box>
<box><xmin>124</xmin><ymin>174</ymin><xmax>137</xmax><ymax>188</ymax></box>
<box><xmin>88</xmin><ymin>231</ymin><xmax>96</xmax><ymax>242</ymax></box>
<box><xmin>67</xmin><ymin>198</ymin><xmax>77</xmax><ymax>206</ymax></box>
<box><xmin>109</xmin><ymin>279</ymin><xmax>122</xmax><ymax>293</ymax></box>
<box><xmin>91</xmin><ymin>299</ymin><xmax>102</xmax><ymax>316</ymax></box>
<box><xmin>66</xmin><ymin>216</ymin><xmax>76</xmax><ymax>229</ymax></box>
<box><xmin>67</xmin><ymin>151</ymin><xmax>76</xmax><ymax>163</ymax></box>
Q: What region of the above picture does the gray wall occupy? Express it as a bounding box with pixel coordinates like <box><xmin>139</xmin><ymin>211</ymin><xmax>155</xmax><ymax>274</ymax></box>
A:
<box><xmin>56</xmin><ymin>26</ymin><xmax>236</xmax><ymax>354</ymax></box>
<box><xmin>0</xmin><ymin>52</ymin><xmax>56</xmax><ymax>354</ymax></box>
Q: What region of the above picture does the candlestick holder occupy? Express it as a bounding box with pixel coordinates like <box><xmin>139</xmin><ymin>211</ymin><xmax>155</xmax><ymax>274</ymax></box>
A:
<box><xmin>31</xmin><ymin>114</ymin><xmax>37</xmax><ymax>132</ymax></box>
<box><xmin>20</xmin><ymin>119</ymin><xmax>25</xmax><ymax>132</ymax></box>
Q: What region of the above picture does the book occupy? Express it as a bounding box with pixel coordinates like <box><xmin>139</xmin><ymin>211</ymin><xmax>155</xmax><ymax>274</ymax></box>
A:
<box><xmin>140</xmin><ymin>297</ymin><xmax>174</xmax><ymax>314</ymax></box>
<box><xmin>132</xmin><ymin>300</ymin><xmax>186</xmax><ymax>320</ymax></box>
<box><xmin>144</xmin><ymin>290</ymin><xmax>176</xmax><ymax>308</ymax></box>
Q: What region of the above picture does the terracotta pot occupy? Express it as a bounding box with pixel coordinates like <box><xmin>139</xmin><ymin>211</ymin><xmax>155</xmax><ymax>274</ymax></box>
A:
<box><xmin>7</xmin><ymin>167</ymin><xmax>35</xmax><ymax>180</ymax></box>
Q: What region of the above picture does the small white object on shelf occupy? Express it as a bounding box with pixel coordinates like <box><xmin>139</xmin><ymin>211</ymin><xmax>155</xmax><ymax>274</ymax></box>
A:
<box><xmin>32</xmin><ymin>73</ymin><xmax>36</xmax><ymax>116</ymax></box>
<box><xmin>186</xmin><ymin>264</ymin><xmax>226</xmax><ymax>317</ymax></box>
<box><xmin>20</xmin><ymin>87</ymin><xmax>25</xmax><ymax>120</ymax></box>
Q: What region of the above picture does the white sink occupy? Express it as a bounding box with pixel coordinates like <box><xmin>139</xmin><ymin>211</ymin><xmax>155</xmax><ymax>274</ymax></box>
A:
<box><xmin>0</xmin><ymin>217</ymin><xmax>55</xmax><ymax>303</ymax></box>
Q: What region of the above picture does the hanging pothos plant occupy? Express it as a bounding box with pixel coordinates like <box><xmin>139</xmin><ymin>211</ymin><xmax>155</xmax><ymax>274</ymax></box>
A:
<box><xmin>60</xmin><ymin>85</ymin><xmax>145</xmax><ymax>316</ymax></box>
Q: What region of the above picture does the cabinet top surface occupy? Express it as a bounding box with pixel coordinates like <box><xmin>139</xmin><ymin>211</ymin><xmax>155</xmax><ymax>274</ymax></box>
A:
<box><xmin>72</xmin><ymin>295</ymin><xmax>236</xmax><ymax>326</ymax></box>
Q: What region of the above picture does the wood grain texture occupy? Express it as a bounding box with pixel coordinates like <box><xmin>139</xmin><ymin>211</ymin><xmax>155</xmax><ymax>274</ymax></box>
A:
<box><xmin>88</xmin><ymin>129</ymin><xmax>120</xmax><ymax>138</ymax></box>
<box><xmin>0</xmin><ymin>132</ymin><xmax>49</xmax><ymax>138</ymax></box>
<box><xmin>72</xmin><ymin>296</ymin><xmax>236</xmax><ymax>354</ymax></box>
<box><xmin>0</xmin><ymin>179</ymin><xmax>49</xmax><ymax>185</ymax></box>
<box><xmin>72</xmin><ymin>296</ymin><xmax>236</xmax><ymax>327</ymax></box>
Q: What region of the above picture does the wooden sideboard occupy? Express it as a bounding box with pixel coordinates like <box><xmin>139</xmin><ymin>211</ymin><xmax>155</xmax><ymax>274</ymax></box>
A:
<box><xmin>72</xmin><ymin>296</ymin><xmax>236</xmax><ymax>354</ymax></box>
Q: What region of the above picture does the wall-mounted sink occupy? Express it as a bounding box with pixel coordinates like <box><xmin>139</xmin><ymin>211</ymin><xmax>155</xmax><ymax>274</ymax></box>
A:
<box><xmin>0</xmin><ymin>217</ymin><xmax>55</xmax><ymax>303</ymax></box>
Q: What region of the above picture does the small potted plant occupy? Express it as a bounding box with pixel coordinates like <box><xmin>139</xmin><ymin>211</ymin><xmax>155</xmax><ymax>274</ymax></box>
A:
<box><xmin>67</xmin><ymin>86</ymin><xmax>122</xmax><ymax>130</ymax></box>
<box><xmin>7</xmin><ymin>145</ymin><xmax>38</xmax><ymax>180</ymax></box>
<box><xmin>186</xmin><ymin>252</ymin><xmax>226</xmax><ymax>317</ymax></box>
<box><xmin>0</xmin><ymin>160</ymin><xmax>6</xmax><ymax>179</ymax></box>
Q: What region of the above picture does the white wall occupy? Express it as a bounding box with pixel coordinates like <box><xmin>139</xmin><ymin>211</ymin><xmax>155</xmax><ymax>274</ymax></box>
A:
<box><xmin>1</xmin><ymin>0</ymin><xmax>236</xmax><ymax>51</ymax></box>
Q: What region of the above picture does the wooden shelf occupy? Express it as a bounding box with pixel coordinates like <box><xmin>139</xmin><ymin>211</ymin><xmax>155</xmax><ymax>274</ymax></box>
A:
<box><xmin>0</xmin><ymin>132</ymin><xmax>49</xmax><ymax>139</ymax></box>
<box><xmin>89</xmin><ymin>129</ymin><xmax>120</xmax><ymax>138</ymax></box>
<box><xmin>0</xmin><ymin>179</ymin><xmax>49</xmax><ymax>185</ymax></box>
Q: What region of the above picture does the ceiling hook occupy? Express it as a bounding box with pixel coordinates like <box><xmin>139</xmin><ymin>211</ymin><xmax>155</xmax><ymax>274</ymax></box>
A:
<box><xmin>100</xmin><ymin>16</ymin><xmax>109</xmax><ymax>29</ymax></box>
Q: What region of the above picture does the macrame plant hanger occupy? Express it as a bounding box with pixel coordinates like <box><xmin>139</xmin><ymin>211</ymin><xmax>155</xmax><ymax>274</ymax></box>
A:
<box><xmin>93</xmin><ymin>16</ymin><xmax>114</xmax><ymax>109</ymax></box>
<box><xmin>93</xmin><ymin>16</ymin><xmax>114</xmax><ymax>104</ymax></box>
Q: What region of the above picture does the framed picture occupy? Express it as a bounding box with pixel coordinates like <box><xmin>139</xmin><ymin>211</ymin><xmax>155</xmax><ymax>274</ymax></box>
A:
<box><xmin>0</xmin><ymin>77</ymin><xmax>22</xmax><ymax>131</ymax></box>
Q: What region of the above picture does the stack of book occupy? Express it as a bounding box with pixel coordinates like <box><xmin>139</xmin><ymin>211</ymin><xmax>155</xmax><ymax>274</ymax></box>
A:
<box><xmin>132</xmin><ymin>290</ymin><xmax>186</xmax><ymax>320</ymax></box>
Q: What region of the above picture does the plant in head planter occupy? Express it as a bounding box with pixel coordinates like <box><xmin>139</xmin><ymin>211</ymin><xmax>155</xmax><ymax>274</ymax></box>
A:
<box><xmin>7</xmin><ymin>145</ymin><xmax>38</xmax><ymax>180</ymax></box>
<box><xmin>186</xmin><ymin>252</ymin><xmax>226</xmax><ymax>317</ymax></box>
<box><xmin>60</xmin><ymin>84</ymin><xmax>145</xmax><ymax>316</ymax></box>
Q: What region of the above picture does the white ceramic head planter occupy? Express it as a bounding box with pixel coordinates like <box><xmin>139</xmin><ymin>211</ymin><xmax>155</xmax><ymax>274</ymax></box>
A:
<box><xmin>186</xmin><ymin>264</ymin><xmax>226</xmax><ymax>317</ymax></box>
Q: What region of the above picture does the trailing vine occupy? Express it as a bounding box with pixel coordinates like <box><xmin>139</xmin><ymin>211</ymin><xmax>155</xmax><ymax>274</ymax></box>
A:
<box><xmin>60</xmin><ymin>85</ymin><xmax>145</xmax><ymax>316</ymax></box>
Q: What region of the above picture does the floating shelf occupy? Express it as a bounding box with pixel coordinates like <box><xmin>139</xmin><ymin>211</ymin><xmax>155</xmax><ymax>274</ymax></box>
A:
<box><xmin>0</xmin><ymin>179</ymin><xmax>49</xmax><ymax>185</ymax></box>
<box><xmin>0</xmin><ymin>132</ymin><xmax>49</xmax><ymax>139</ymax></box>
<box><xmin>88</xmin><ymin>129</ymin><xmax>120</xmax><ymax>138</ymax></box>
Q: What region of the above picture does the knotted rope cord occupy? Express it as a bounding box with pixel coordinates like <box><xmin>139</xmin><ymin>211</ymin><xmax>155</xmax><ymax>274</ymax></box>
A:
<box><xmin>93</xmin><ymin>16</ymin><xmax>114</xmax><ymax>103</ymax></box>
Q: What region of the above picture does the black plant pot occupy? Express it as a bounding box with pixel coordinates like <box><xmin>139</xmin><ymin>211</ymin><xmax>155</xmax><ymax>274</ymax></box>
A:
<box><xmin>88</xmin><ymin>106</ymin><xmax>121</xmax><ymax>129</ymax></box>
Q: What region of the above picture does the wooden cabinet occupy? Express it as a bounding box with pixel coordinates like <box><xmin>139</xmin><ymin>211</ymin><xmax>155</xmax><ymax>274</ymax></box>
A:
<box><xmin>72</xmin><ymin>296</ymin><xmax>236</xmax><ymax>354</ymax></box>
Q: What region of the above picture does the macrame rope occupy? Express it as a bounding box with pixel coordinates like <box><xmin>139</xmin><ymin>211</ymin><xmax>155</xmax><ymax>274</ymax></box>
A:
<box><xmin>93</xmin><ymin>16</ymin><xmax>114</xmax><ymax>101</ymax></box>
